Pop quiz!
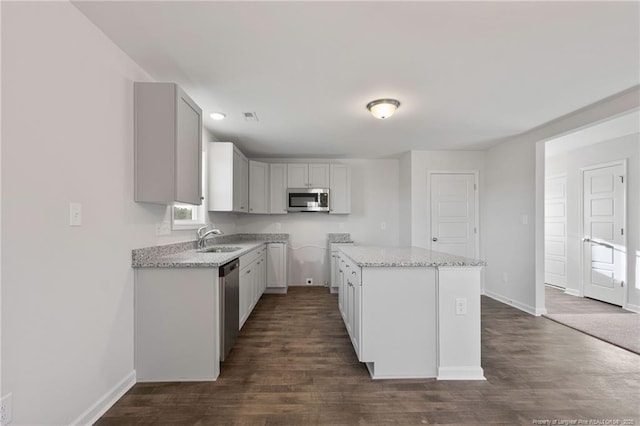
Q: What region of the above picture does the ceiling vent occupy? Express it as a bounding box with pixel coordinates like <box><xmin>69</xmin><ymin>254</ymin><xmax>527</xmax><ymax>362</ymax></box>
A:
<box><xmin>243</xmin><ymin>112</ymin><xmax>259</xmax><ymax>122</ymax></box>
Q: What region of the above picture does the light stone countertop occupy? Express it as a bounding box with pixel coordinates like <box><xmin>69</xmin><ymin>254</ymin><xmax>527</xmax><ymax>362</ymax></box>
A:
<box><xmin>132</xmin><ymin>233</ymin><xmax>289</xmax><ymax>268</ymax></box>
<box><xmin>338</xmin><ymin>246</ymin><xmax>486</xmax><ymax>268</ymax></box>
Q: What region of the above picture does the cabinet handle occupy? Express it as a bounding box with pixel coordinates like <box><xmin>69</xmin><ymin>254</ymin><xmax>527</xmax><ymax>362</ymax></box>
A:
<box><xmin>246</xmin><ymin>270</ymin><xmax>251</xmax><ymax>274</ymax></box>
<box><xmin>346</xmin><ymin>264</ymin><xmax>350</xmax><ymax>268</ymax></box>
<box><xmin>352</xmin><ymin>271</ymin><xmax>356</xmax><ymax>275</ymax></box>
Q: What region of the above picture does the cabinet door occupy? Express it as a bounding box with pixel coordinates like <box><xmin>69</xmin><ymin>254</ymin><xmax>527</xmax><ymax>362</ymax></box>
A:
<box><xmin>329</xmin><ymin>164</ymin><xmax>350</xmax><ymax>214</ymax></box>
<box><xmin>350</xmin><ymin>267</ymin><xmax>361</xmax><ymax>359</ymax></box>
<box><xmin>249</xmin><ymin>161</ymin><xmax>269</xmax><ymax>214</ymax></box>
<box><xmin>287</xmin><ymin>164</ymin><xmax>308</xmax><ymax>188</ymax></box>
<box><xmin>269</xmin><ymin>164</ymin><xmax>288</xmax><ymax>214</ymax></box>
<box><xmin>239</xmin><ymin>155</ymin><xmax>249</xmax><ymax>212</ymax></box>
<box><xmin>346</xmin><ymin>275</ymin><xmax>354</xmax><ymax>336</ymax></box>
<box><xmin>175</xmin><ymin>89</ymin><xmax>203</xmax><ymax>205</ymax></box>
<box><xmin>239</xmin><ymin>266</ymin><xmax>251</xmax><ymax>329</ymax></box>
<box><xmin>338</xmin><ymin>267</ymin><xmax>344</xmax><ymax>316</ymax></box>
<box><xmin>266</xmin><ymin>243</ymin><xmax>287</xmax><ymax>288</ymax></box>
<box><xmin>309</xmin><ymin>164</ymin><xmax>330</xmax><ymax>188</ymax></box>
<box><xmin>232</xmin><ymin>149</ymin><xmax>249</xmax><ymax>213</ymax></box>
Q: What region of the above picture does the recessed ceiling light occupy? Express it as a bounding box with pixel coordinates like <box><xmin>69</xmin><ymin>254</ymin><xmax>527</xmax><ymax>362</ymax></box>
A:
<box><xmin>366</xmin><ymin>99</ymin><xmax>400</xmax><ymax>119</ymax></box>
<box><xmin>210</xmin><ymin>112</ymin><xmax>226</xmax><ymax>120</ymax></box>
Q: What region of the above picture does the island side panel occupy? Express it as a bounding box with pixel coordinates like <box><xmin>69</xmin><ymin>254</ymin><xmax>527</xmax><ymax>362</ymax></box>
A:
<box><xmin>135</xmin><ymin>268</ymin><xmax>220</xmax><ymax>381</ymax></box>
<box><xmin>361</xmin><ymin>267</ymin><xmax>437</xmax><ymax>379</ymax></box>
<box><xmin>436</xmin><ymin>266</ymin><xmax>484</xmax><ymax>380</ymax></box>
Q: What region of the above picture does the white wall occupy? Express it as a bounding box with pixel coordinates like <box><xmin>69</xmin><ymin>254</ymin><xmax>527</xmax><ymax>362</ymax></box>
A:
<box><xmin>484</xmin><ymin>86</ymin><xmax>640</xmax><ymax>315</ymax></box>
<box><xmin>1</xmin><ymin>3</ymin><xmax>235</xmax><ymax>423</ymax></box>
<box><xmin>236</xmin><ymin>159</ymin><xmax>400</xmax><ymax>285</ymax></box>
<box><xmin>546</xmin><ymin>134</ymin><xmax>640</xmax><ymax>310</ymax></box>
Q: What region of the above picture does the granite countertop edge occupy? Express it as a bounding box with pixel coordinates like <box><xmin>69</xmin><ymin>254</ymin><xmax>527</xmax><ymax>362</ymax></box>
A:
<box><xmin>338</xmin><ymin>246</ymin><xmax>487</xmax><ymax>268</ymax></box>
<box><xmin>133</xmin><ymin>233</ymin><xmax>289</xmax><ymax>269</ymax></box>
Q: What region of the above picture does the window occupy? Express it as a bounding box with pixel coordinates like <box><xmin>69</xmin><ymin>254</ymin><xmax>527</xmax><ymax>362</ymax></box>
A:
<box><xmin>172</xmin><ymin>154</ymin><xmax>208</xmax><ymax>230</ymax></box>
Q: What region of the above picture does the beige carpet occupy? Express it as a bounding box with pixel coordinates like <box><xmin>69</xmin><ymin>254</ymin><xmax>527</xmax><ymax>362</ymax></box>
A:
<box><xmin>545</xmin><ymin>312</ymin><xmax>640</xmax><ymax>354</ymax></box>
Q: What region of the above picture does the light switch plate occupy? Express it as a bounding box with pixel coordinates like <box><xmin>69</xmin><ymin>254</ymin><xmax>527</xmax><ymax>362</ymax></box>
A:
<box><xmin>69</xmin><ymin>202</ymin><xmax>82</xmax><ymax>226</ymax></box>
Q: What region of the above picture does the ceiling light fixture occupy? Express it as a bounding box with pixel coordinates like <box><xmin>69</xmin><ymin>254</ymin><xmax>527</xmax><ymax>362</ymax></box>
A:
<box><xmin>210</xmin><ymin>112</ymin><xmax>226</xmax><ymax>120</ymax></box>
<box><xmin>366</xmin><ymin>99</ymin><xmax>400</xmax><ymax>119</ymax></box>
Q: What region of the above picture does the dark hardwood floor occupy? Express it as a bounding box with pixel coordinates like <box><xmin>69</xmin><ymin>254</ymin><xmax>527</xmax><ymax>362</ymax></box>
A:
<box><xmin>98</xmin><ymin>287</ymin><xmax>640</xmax><ymax>425</ymax></box>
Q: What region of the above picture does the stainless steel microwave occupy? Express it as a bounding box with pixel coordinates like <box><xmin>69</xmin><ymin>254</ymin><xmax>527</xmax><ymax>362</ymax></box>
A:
<box><xmin>287</xmin><ymin>188</ymin><xmax>330</xmax><ymax>212</ymax></box>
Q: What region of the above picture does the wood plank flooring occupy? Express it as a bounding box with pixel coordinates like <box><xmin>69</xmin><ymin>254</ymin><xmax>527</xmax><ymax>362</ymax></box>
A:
<box><xmin>98</xmin><ymin>287</ymin><xmax>640</xmax><ymax>425</ymax></box>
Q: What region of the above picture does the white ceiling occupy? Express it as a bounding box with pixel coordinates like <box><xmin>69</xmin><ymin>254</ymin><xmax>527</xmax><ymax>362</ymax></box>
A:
<box><xmin>73</xmin><ymin>1</ymin><xmax>640</xmax><ymax>158</ymax></box>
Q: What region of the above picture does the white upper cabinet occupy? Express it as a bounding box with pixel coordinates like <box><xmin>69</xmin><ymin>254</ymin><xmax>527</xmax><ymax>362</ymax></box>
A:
<box><xmin>208</xmin><ymin>142</ymin><xmax>248</xmax><ymax>213</ymax></box>
<box><xmin>134</xmin><ymin>82</ymin><xmax>202</xmax><ymax>205</ymax></box>
<box><xmin>269</xmin><ymin>163</ymin><xmax>288</xmax><ymax>214</ymax></box>
<box><xmin>287</xmin><ymin>163</ymin><xmax>330</xmax><ymax>188</ymax></box>
<box><xmin>287</xmin><ymin>163</ymin><xmax>308</xmax><ymax>188</ymax></box>
<box><xmin>309</xmin><ymin>164</ymin><xmax>330</xmax><ymax>187</ymax></box>
<box><xmin>329</xmin><ymin>164</ymin><xmax>351</xmax><ymax>214</ymax></box>
<box><xmin>249</xmin><ymin>160</ymin><xmax>269</xmax><ymax>214</ymax></box>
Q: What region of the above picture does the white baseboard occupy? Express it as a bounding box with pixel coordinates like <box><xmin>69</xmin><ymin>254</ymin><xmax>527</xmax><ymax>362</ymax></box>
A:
<box><xmin>437</xmin><ymin>366</ymin><xmax>485</xmax><ymax>381</ymax></box>
<box><xmin>264</xmin><ymin>287</ymin><xmax>287</xmax><ymax>294</ymax></box>
<box><xmin>483</xmin><ymin>290</ymin><xmax>537</xmax><ymax>316</ymax></box>
<box><xmin>625</xmin><ymin>303</ymin><xmax>640</xmax><ymax>313</ymax></box>
<box><xmin>71</xmin><ymin>370</ymin><xmax>136</xmax><ymax>426</ymax></box>
<box><xmin>564</xmin><ymin>288</ymin><xmax>581</xmax><ymax>297</ymax></box>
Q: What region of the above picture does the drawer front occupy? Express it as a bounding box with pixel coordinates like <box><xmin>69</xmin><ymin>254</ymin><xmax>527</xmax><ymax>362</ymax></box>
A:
<box><xmin>240</xmin><ymin>244</ymin><xmax>265</xmax><ymax>269</ymax></box>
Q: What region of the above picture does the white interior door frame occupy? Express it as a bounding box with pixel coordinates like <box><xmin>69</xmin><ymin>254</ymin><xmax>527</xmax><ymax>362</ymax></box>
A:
<box><xmin>579</xmin><ymin>159</ymin><xmax>628</xmax><ymax>307</ymax></box>
<box><xmin>428</xmin><ymin>170</ymin><xmax>480</xmax><ymax>257</ymax></box>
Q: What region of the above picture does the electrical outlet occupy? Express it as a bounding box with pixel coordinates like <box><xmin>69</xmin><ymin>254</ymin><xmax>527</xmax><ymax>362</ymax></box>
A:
<box><xmin>306</xmin><ymin>278</ymin><xmax>313</xmax><ymax>285</ymax></box>
<box><xmin>502</xmin><ymin>272</ymin><xmax>508</xmax><ymax>283</ymax></box>
<box><xmin>380</xmin><ymin>222</ymin><xmax>386</xmax><ymax>230</ymax></box>
<box><xmin>275</xmin><ymin>222</ymin><xmax>282</xmax><ymax>230</ymax></box>
<box><xmin>1</xmin><ymin>392</ymin><xmax>13</xmax><ymax>425</ymax></box>
<box><xmin>339</xmin><ymin>222</ymin><xmax>345</xmax><ymax>230</ymax></box>
<box><xmin>455</xmin><ymin>298</ymin><xmax>467</xmax><ymax>315</ymax></box>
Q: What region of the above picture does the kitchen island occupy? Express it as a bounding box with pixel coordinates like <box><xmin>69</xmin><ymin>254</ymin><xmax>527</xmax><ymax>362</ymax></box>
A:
<box><xmin>337</xmin><ymin>246</ymin><xmax>486</xmax><ymax>380</ymax></box>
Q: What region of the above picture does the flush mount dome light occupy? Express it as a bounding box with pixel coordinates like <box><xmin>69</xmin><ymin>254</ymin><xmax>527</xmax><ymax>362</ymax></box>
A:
<box><xmin>210</xmin><ymin>112</ymin><xmax>226</xmax><ymax>120</ymax></box>
<box><xmin>366</xmin><ymin>99</ymin><xmax>400</xmax><ymax>119</ymax></box>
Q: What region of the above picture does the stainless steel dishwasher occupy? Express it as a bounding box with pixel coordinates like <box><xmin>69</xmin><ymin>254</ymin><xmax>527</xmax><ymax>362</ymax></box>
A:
<box><xmin>219</xmin><ymin>259</ymin><xmax>239</xmax><ymax>362</ymax></box>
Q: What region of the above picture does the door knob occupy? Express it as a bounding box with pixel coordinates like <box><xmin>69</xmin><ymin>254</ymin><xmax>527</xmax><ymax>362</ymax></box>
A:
<box><xmin>432</xmin><ymin>237</ymin><xmax>438</xmax><ymax>242</ymax></box>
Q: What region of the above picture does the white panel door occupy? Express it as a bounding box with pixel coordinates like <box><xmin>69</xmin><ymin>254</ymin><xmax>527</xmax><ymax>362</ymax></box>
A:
<box><xmin>430</xmin><ymin>173</ymin><xmax>477</xmax><ymax>258</ymax></box>
<box><xmin>583</xmin><ymin>163</ymin><xmax>625</xmax><ymax>306</ymax></box>
<box><xmin>545</xmin><ymin>175</ymin><xmax>567</xmax><ymax>287</ymax></box>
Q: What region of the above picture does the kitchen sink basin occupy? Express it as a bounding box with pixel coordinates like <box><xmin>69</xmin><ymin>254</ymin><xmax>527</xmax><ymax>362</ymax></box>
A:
<box><xmin>197</xmin><ymin>246</ymin><xmax>242</xmax><ymax>253</ymax></box>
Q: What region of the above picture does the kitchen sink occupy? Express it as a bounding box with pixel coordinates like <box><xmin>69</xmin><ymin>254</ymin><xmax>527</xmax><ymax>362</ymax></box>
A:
<box><xmin>197</xmin><ymin>246</ymin><xmax>242</xmax><ymax>253</ymax></box>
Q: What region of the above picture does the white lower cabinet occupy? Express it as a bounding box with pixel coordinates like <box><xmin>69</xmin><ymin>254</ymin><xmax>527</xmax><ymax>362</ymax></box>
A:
<box><xmin>339</xmin><ymin>254</ymin><xmax>362</xmax><ymax>359</ymax></box>
<box><xmin>266</xmin><ymin>242</ymin><xmax>288</xmax><ymax>292</ymax></box>
<box><xmin>330</xmin><ymin>242</ymin><xmax>353</xmax><ymax>294</ymax></box>
<box><xmin>239</xmin><ymin>245</ymin><xmax>268</xmax><ymax>329</ymax></box>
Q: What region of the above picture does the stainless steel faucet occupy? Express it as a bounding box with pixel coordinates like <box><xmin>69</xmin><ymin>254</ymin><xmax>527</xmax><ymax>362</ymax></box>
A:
<box><xmin>197</xmin><ymin>225</ymin><xmax>223</xmax><ymax>248</ymax></box>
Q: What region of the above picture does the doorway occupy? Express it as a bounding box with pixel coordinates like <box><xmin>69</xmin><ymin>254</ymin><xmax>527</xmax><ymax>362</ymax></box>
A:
<box><xmin>429</xmin><ymin>172</ymin><xmax>479</xmax><ymax>258</ymax></box>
